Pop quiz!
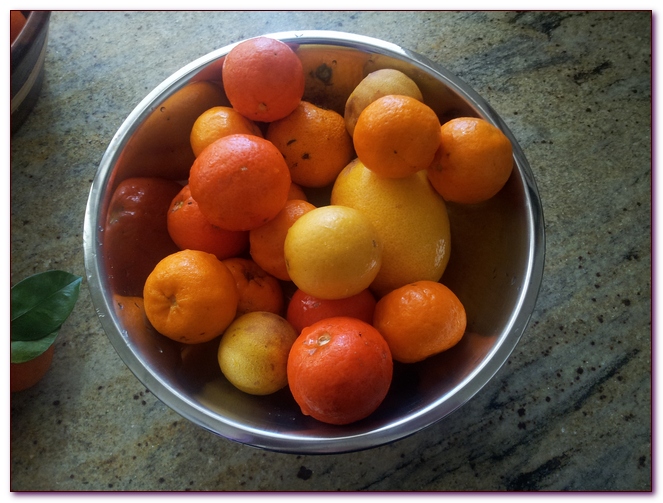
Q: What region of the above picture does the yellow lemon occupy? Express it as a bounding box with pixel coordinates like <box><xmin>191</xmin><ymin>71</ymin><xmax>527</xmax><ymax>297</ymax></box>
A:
<box><xmin>331</xmin><ymin>159</ymin><xmax>451</xmax><ymax>297</ymax></box>
<box><xmin>284</xmin><ymin>205</ymin><xmax>383</xmax><ymax>300</ymax></box>
<box><xmin>218</xmin><ymin>311</ymin><xmax>298</xmax><ymax>395</ymax></box>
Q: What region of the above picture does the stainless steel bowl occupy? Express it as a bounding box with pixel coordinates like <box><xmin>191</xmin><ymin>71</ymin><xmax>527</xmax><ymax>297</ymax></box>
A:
<box><xmin>10</xmin><ymin>11</ymin><xmax>51</xmax><ymax>134</ymax></box>
<box><xmin>84</xmin><ymin>30</ymin><xmax>545</xmax><ymax>454</ymax></box>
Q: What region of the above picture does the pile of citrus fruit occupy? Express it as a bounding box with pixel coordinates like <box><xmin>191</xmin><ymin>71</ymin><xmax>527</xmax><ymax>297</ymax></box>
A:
<box><xmin>109</xmin><ymin>36</ymin><xmax>514</xmax><ymax>426</ymax></box>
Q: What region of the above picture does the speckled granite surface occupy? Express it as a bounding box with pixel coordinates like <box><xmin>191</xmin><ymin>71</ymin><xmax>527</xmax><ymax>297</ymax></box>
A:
<box><xmin>10</xmin><ymin>11</ymin><xmax>651</xmax><ymax>491</ymax></box>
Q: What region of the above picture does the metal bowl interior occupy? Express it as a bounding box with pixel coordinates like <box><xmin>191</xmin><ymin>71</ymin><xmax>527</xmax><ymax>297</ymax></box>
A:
<box><xmin>84</xmin><ymin>30</ymin><xmax>545</xmax><ymax>454</ymax></box>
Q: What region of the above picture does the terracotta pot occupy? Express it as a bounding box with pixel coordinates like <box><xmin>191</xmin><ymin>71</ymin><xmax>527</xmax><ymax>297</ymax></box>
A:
<box><xmin>10</xmin><ymin>343</ymin><xmax>55</xmax><ymax>392</ymax></box>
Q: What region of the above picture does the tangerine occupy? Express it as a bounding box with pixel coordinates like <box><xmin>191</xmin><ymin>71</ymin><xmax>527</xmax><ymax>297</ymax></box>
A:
<box><xmin>222</xmin><ymin>257</ymin><xmax>285</xmax><ymax>317</ymax></box>
<box><xmin>222</xmin><ymin>36</ymin><xmax>305</xmax><ymax>122</ymax></box>
<box><xmin>249</xmin><ymin>198</ymin><xmax>316</xmax><ymax>281</ymax></box>
<box><xmin>189</xmin><ymin>134</ymin><xmax>291</xmax><ymax>231</ymax></box>
<box><xmin>190</xmin><ymin>106</ymin><xmax>263</xmax><ymax>158</ymax></box>
<box><xmin>373</xmin><ymin>280</ymin><xmax>466</xmax><ymax>363</ymax></box>
<box><xmin>286</xmin><ymin>288</ymin><xmax>377</xmax><ymax>335</ymax></box>
<box><xmin>266</xmin><ymin>101</ymin><xmax>354</xmax><ymax>188</ymax></box>
<box><xmin>427</xmin><ymin>117</ymin><xmax>514</xmax><ymax>204</ymax></box>
<box><xmin>353</xmin><ymin>94</ymin><xmax>441</xmax><ymax>178</ymax></box>
<box><xmin>143</xmin><ymin>249</ymin><xmax>238</xmax><ymax>344</ymax></box>
<box><xmin>288</xmin><ymin>182</ymin><xmax>308</xmax><ymax>201</ymax></box>
<box><xmin>167</xmin><ymin>184</ymin><xmax>249</xmax><ymax>261</ymax></box>
<box><xmin>344</xmin><ymin>68</ymin><xmax>423</xmax><ymax>137</ymax></box>
<box><xmin>287</xmin><ymin>317</ymin><xmax>393</xmax><ymax>425</ymax></box>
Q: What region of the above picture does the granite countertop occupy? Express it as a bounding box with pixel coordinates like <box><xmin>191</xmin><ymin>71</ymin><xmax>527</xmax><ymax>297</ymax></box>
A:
<box><xmin>9</xmin><ymin>11</ymin><xmax>651</xmax><ymax>491</ymax></box>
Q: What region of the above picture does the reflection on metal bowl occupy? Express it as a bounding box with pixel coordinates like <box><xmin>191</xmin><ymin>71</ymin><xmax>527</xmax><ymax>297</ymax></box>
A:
<box><xmin>84</xmin><ymin>30</ymin><xmax>545</xmax><ymax>454</ymax></box>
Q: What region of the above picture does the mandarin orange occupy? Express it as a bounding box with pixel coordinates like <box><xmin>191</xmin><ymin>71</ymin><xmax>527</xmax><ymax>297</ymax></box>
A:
<box><xmin>249</xmin><ymin>198</ymin><xmax>316</xmax><ymax>281</ymax></box>
<box><xmin>427</xmin><ymin>117</ymin><xmax>513</xmax><ymax>204</ymax></box>
<box><xmin>373</xmin><ymin>280</ymin><xmax>466</xmax><ymax>363</ymax></box>
<box><xmin>190</xmin><ymin>106</ymin><xmax>263</xmax><ymax>157</ymax></box>
<box><xmin>266</xmin><ymin>101</ymin><xmax>354</xmax><ymax>188</ymax></box>
<box><xmin>353</xmin><ymin>94</ymin><xmax>441</xmax><ymax>178</ymax></box>
<box><xmin>167</xmin><ymin>184</ymin><xmax>249</xmax><ymax>261</ymax></box>
<box><xmin>143</xmin><ymin>249</ymin><xmax>238</xmax><ymax>344</ymax></box>
<box><xmin>222</xmin><ymin>257</ymin><xmax>285</xmax><ymax>317</ymax></box>
<box><xmin>344</xmin><ymin>68</ymin><xmax>423</xmax><ymax>137</ymax></box>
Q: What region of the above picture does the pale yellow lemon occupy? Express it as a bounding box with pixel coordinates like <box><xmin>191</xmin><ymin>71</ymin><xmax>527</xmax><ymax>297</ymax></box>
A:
<box><xmin>284</xmin><ymin>205</ymin><xmax>383</xmax><ymax>300</ymax></box>
<box><xmin>217</xmin><ymin>311</ymin><xmax>298</xmax><ymax>395</ymax></box>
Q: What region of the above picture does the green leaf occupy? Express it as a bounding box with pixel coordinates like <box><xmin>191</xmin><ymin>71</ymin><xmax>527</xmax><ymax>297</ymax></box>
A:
<box><xmin>11</xmin><ymin>329</ymin><xmax>59</xmax><ymax>363</ymax></box>
<box><xmin>11</xmin><ymin>270</ymin><xmax>82</xmax><ymax>342</ymax></box>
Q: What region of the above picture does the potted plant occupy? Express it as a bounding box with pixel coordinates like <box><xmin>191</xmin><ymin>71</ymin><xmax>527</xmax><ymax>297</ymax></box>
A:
<box><xmin>10</xmin><ymin>270</ymin><xmax>82</xmax><ymax>392</ymax></box>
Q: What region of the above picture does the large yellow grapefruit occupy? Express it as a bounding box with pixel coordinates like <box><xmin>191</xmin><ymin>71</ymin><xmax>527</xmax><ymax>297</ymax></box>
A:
<box><xmin>331</xmin><ymin>159</ymin><xmax>451</xmax><ymax>297</ymax></box>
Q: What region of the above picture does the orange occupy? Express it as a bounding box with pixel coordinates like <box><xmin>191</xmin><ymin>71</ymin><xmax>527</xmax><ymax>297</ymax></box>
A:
<box><xmin>249</xmin><ymin>198</ymin><xmax>316</xmax><ymax>281</ymax></box>
<box><xmin>353</xmin><ymin>94</ymin><xmax>441</xmax><ymax>178</ymax></box>
<box><xmin>222</xmin><ymin>36</ymin><xmax>305</xmax><ymax>122</ymax></box>
<box><xmin>189</xmin><ymin>134</ymin><xmax>291</xmax><ymax>231</ymax></box>
<box><xmin>286</xmin><ymin>288</ymin><xmax>376</xmax><ymax>335</ymax></box>
<box><xmin>190</xmin><ymin>106</ymin><xmax>263</xmax><ymax>157</ymax></box>
<box><xmin>427</xmin><ymin>117</ymin><xmax>514</xmax><ymax>204</ymax></box>
<box><xmin>283</xmin><ymin>205</ymin><xmax>383</xmax><ymax>300</ymax></box>
<box><xmin>266</xmin><ymin>101</ymin><xmax>354</xmax><ymax>188</ymax></box>
<box><xmin>287</xmin><ymin>182</ymin><xmax>308</xmax><ymax>201</ymax></box>
<box><xmin>167</xmin><ymin>184</ymin><xmax>249</xmax><ymax>261</ymax></box>
<box><xmin>287</xmin><ymin>317</ymin><xmax>393</xmax><ymax>425</ymax></box>
<box><xmin>373</xmin><ymin>280</ymin><xmax>466</xmax><ymax>363</ymax></box>
<box><xmin>222</xmin><ymin>257</ymin><xmax>285</xmax><ymax>317</ymax></box>
<box><xmin>143</xmin><ymin>249</ymin><xmax>239</xmax><ymax>344</ymax></box>
<box><xmin>218</xmin><ymin>311</ymin><xmax>298</xmax><ymax>395</ymax></box>
<box><xmin>331</xmin><ymin>159</ymin><xmax>451</xmax><ymax>298</ymax></box>
<box><xmin>344</xmin><ymin>68</ymin><xmax>424</xmax><ymax>137</ymax></box>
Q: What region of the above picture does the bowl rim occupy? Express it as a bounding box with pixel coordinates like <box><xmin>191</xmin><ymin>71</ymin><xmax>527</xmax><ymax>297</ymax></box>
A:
<box><xmin>83</xmin><ymin>30</ymin><xmax>545</xmax><ymax>454</ymax></box>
